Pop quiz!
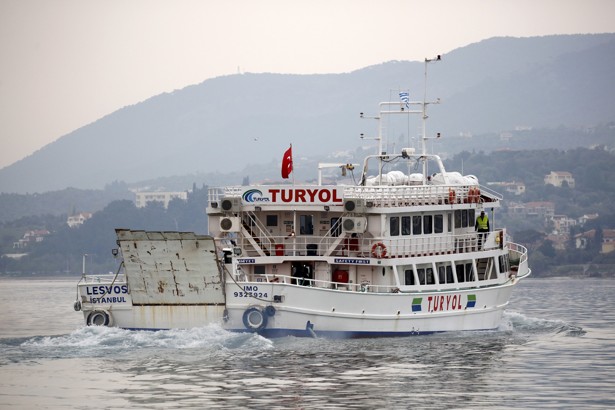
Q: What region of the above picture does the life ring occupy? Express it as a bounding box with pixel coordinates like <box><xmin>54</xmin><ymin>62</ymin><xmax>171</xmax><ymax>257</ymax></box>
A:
<box><xmin>242</xmin><ymin>307</ymin><xmax>268</xmax><ymax>332</ymax></box>
<box><xmin>448</xmin><ymin>189</ymin><xmax>456</xmax><ymax>204</ymax></box>
<box><xmin>371</xmin><ymin>242</ymin><xmax>387</xmax><ymax>258</ymax></box>
<box><xmin>475</xmin><ymin>188</ymin><xmax>481</xmax><ymax>202</ymax></box>
<box><xmin>468</xmin><ymin>187</ymin><xmax>475</xmax><ymax>203</ymax></box>
<box><xmin>86</xmin><ymin>310</ymin><xmax>113</xmax><ymax>327</ymax></box>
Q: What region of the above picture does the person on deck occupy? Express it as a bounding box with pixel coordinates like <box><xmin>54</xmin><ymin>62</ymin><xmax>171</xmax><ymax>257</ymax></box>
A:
<box><xmin>475</xmin><ymin>210</ymin><xmax>490</xmax><ymax>249</ymax></box>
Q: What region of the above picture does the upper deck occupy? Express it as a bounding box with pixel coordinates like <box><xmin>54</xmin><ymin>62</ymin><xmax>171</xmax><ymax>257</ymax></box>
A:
<box><xmin>208</xmin><ymin>181</ymin><xmax>502</xmax><ymax>213</ymax></box>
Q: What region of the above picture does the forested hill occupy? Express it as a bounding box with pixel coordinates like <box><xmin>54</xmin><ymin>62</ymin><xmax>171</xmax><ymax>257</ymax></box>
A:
<box><xmin>1</xmin><ymin>147</ymin><xmax>614</xmax><ymax>276</ymax></box>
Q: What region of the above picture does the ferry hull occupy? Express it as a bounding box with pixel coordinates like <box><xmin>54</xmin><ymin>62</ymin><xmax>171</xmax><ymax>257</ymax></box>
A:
<box><xmin>78</xmin><ymin>276</ymin><xmax>518</xmax><ymax>337</ymax></box>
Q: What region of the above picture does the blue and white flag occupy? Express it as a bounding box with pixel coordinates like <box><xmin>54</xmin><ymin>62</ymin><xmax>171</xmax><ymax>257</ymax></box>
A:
<box><xmin>399</xmin><ymin>91</ymin><xmax>410</xmax><ymax>108</ymax></box>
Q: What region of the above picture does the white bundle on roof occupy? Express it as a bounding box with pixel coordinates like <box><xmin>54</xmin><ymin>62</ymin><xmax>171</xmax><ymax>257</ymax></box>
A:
<box><xmin>365</xmin><ymin>171</ymin><xmax>409</xmax><ymax>186</ymax></box>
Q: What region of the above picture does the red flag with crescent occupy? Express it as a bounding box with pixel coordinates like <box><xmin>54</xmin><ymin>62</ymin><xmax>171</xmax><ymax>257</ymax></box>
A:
<box><xmin>281</xmin><ymin>145</ymin><xmax>293</xmax><ymax>179</ymax></box>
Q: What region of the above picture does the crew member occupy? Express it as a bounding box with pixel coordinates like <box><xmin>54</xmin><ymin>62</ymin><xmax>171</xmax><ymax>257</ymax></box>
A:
<box><xmin>475</xmin><ymin>210</ymin><xmax>490</xmax><ymax>249</ymax></box>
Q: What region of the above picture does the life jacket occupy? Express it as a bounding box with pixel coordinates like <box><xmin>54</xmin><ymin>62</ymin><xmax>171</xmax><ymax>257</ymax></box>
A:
<box><xmin>476</xmin><ymin>215</ymin><xmax>489</xmax><ymax>230</ymax></box>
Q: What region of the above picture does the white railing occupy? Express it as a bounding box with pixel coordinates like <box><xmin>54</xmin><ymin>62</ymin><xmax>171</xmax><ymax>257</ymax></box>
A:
<box><xmin>255</xmin><ymin>273</ymin><xmax>396</xmax><ymax>293</ymax></box>
<box><xmin>208</xmin><ymin>184</ymin><xmax>502</xmax><ymax>207</ymax></box>
<box><xmin>507</xmin><ymin>242</ymin><xmax>531</xmax><ymax>278</ymax></box>
<box><xmin>236</xmin><ymin>229</ymin><xmax>506</xmax><ymax>258</ymax></box>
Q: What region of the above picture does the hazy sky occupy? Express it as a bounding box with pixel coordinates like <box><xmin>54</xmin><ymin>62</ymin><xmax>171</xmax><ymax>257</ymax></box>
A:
<box><xmin>1</xmin><ymin>0</ymin><xmax>614</xmax><ymax>169</ymax></box>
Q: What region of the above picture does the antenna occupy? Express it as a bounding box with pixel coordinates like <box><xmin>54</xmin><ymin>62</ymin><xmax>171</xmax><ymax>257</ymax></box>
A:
<box><xmin>421</xmin><ymin>54</ymin><xmax>442</xmax><ymax>180</ymax></box>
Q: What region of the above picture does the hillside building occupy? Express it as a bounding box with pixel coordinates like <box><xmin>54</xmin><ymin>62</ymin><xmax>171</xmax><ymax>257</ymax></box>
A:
<box><xmin>544</xmin><ymin>171</ymin><xmax>575</xmax><ymax>188</ymax></box>
<box><xmin>67</xmin><ymin>212</ymin><xmax>92</xmax><ymax>228</ymax></box>
<box><xmin>487</xmin><ymin>181</ymin><xmax>526</xmax><ymax>196</ymax></box>
<box><xmin>12</xmin><ymin>229</ymin><xmax>50</xmax><ymax>249</ymax></box>
<box><xmin>135</xmin><ymin>191</ymin><xmax>188</xmax><ymax>209</ymax></box>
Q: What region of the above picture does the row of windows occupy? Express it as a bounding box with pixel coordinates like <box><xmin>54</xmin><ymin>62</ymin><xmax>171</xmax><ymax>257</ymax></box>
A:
<box><xmin>390</xmin><ymin>214</ymin><xmax>449</xmax><ymax>236</ymax></box>
<box><xmin>405</xmin><ymin>263</ymin><xmax>475</xmax><ymax>286</ymax></box>
<box><xmin>403</xmin><ymin>255</ymin><xmax>510</xmax><ymax>286</ymax></box>
<box><xmin>254</xmin><ymin>209</ymin><xmax>478</xmax><ymax>236</ymax></box>
<box><xmin>455</xmin><ymin>209</ymin><xmax>476</xmax><ymax>229</ymax></box>
<box><xmin>390</xmin><ymin>209</ymin><xmax>477</xmax><ymax>236</ymax></box>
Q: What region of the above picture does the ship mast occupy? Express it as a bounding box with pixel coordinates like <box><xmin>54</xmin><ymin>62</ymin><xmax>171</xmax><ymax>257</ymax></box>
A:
<box><xmin>358</xmin><ymin>54</ymin><xmax>442</xmax><ymax>186</ymax></box>
<box><xmin>421</xmin><ymin>54</ymin><xmax>441</xmax><ymax>180</ymax></box>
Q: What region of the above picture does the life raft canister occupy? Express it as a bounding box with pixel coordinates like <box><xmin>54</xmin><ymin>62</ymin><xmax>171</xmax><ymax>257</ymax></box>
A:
<box><xmin>86</xmin><ymin>309</ymin><xmax>113</xmax><ymax>327</ymax></box>
<box><xmin>242</xmin><ymin>307</ymin><xmax>268</xmax><ymax>332</ymax></box>
<box><xmin>371</xmin><ymin>242</ymin><xmax>387</xmax><ymax>258</ymax></box>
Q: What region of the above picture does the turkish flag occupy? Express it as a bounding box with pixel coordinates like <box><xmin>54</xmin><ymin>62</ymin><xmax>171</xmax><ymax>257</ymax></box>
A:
<box><xmin>281</xmin><ymin>145</ymin><xmax>293</xmax><ymax>179</ymax></box>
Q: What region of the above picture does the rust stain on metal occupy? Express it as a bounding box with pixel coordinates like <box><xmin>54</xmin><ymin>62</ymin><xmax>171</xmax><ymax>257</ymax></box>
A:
<box><xmin>158</xmin><ymin>280</ymin><xmax>166</xmax><ymax>293</ymax></box>
<box><xmin>170</xmin><ymin>261</ymin><xmax>182</xmax><ymax>297</ymax></box>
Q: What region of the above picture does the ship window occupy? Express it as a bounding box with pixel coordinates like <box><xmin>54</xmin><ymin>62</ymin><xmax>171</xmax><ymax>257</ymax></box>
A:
<box><xmin>300</xmin><ymin>215</ymin><xmax>313</xmax><ymax>235</ymax></box>
<box><xmin>254</xmin><ymin>265</ymin><xmax>266</xmax><ymax>275</ymax></box>
<box><xmin>447</xmin><ymin>213</ymin><xmax>452</xmax><ymax>232</ymax></box>
<box><xmin>424</xmin><ymin>215</ymin><xmax>433</xmax><ymax>234</ymax></box>
<box><xmin>456</xmin><ymin>263</ymin><xmax>475</xmax><ymax>282</ymax></box>
<box><xmin>456</xmin><ymin>264</ymin><xmax>465</xmax><ymax>282</ymax></box>
<box><xmin>402</xmin><ymin>216</ymin><xmax>411</xmax><ymax>235</ymax></box>
<box><xmin>438</xmin><ymin>266</ymin><xmax>445</xmax><ymax>283</ymax></box>
<box><xmin>455</xmin><ymin>210</ymin><xmax>461</xmax><ymax>228</ymax></box>
<box><xmin>413</xmin><ymin>216</ymin><xmax>422</xmax><ymax>235</ymax></box>
<box><xmin>466</xmin><ymin>263</ymin><xmax>475</xmax><ymax>281</ymax></box>
<box><xmin>499</xmin><ymin>254</ymin><xmax>510</xmax><ymax>274</ymax></box>
<box><xmin>266</xmin><ymin>215</ymin><xmax>278</xmax><ymax>227</ymax></box>
<box><xmin>438</xmin><ymin>265</ymin><xmax>454</xmax><ymax>284</ymax></box>
<box><xmin>404</xmin><ymin>269</ymin><xmax>415</xmax><ymax>285</ymax></box>
<box><xmin>469</xmin><ymin>209</ymin><xmax>475</xmax><ymax>227</ymax></box>
<box><xmin>417</xmin><ymin>268</ymin><xmax>435</xmax><ymax>285</ymax></box>
<box><xmin>434</xmin><ymin>214</ymin><xmax>443</xmax><ymax>233</ymax></box>
<box><xmin>331</xmin><ymin>217</ymin><xmax>341</xmax><ymax>237</ymax></box>
<box><xmin>390</xmin><ymin>216</ymin><xmax>400</xmax><ymax>236</ymax></box>
<box><xmin>461</xmin><ymin>210</ymin><xmax>468</xmax><ymax>227</ymax></box>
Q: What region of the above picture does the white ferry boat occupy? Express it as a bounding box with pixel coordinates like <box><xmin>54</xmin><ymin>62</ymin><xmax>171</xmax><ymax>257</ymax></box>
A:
<box><xmin>74</xmin><ymin>59</ymin><xmax>530</xmax><ymax>337</ymax></box>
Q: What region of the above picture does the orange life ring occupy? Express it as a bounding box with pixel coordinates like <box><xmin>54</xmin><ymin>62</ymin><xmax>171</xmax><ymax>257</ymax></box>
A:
<box><xmin>371</xmin><ymin>242</ymin><xmax>387</xmax><ymax>258</ymax></box>
<box><xmin>469</xmin><ymin>187</ymin><xmax>476</xmax><ymax>203</ymax></box>
<box><xmin>448</xmin><ymin>189</ymin><xmax>456</xmax><ymax>204</ymax></box>
<box><xmin>475</xmin><ymin>188</ymin><xmax>481</xmax><ymax>202</ymax></box>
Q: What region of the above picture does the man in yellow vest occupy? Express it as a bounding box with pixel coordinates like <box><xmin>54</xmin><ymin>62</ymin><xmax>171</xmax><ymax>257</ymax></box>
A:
<box><xmin>475</xmin><ymin>210</ymin><xmax>490</xmax><ymax>249</ymax></box>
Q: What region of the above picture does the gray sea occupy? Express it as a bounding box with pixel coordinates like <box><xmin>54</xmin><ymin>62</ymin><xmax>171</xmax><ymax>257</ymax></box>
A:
<box><xmin>0</xmin><ymin>277</ymin><xmax>613</xmax><ymax>409</ymax></box>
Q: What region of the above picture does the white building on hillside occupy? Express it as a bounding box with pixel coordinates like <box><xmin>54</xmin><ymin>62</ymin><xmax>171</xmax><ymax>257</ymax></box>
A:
<box><xmin>135</xmin><ymin>191</ymin><xmax>188</xmax><ymax>209</ymax></box>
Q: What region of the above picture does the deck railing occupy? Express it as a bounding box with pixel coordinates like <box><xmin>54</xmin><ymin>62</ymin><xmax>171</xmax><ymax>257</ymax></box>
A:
<box><xmin>235</xmin><ymin>229</ymin><xmax>506</xmax><ymax>259</ymax></box>
<box><xmin>208</xmin><ymin>183</ymin><xmax>502</xmax><ymax>207</ymax></box>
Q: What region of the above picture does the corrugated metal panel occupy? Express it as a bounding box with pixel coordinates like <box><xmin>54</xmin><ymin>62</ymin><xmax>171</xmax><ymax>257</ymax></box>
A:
<box><xmin>116</xmin><ymin>229</ymin><xmax>225</xmax><ymax>305</ymax></box>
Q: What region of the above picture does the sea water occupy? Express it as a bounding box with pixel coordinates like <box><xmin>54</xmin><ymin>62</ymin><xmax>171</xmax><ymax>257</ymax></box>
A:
<box><xmin>0</xmin><ymin>277</ymin><xmax>614</xmax><ymax>409</ymax></box>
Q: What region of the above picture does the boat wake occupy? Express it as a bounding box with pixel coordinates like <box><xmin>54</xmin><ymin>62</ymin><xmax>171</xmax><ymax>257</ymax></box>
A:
<box><xmin>502</xmin><ymin>310</ymin><xmax>585</xmax><ymax>337</ymax></box>
<box><xmin>0</xmin><ymin>325</ymin><xmax>273</xmax><ymax>364</ymax></box>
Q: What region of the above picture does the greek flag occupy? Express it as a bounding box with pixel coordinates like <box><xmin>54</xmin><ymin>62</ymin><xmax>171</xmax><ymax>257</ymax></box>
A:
<box><xmin>399</xmin><ymin>91</ymin><xmax>410</xmax><ymax>108</ymax></box>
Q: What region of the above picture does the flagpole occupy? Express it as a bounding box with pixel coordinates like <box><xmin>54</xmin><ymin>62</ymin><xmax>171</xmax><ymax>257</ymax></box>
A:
<box><xmin>290</xmin><ymin>143</ymin><xmax>296</xmax><ymax>256</ymax></box>
<box><xmin>291</xmin><ymin>143</ymin><xmax>295</xmax><ymax>187</ymax></box>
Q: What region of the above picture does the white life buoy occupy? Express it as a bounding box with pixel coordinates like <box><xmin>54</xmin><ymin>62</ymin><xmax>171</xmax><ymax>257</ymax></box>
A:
<box><xmin>86</xmin><ymin>310</ymin><xmax>113</xmax><ymax>327</ymax></box>
<box><xmin>242</xmin><ymin>307</ymin><xmax>268</xmax><ymax>332</ymax></box>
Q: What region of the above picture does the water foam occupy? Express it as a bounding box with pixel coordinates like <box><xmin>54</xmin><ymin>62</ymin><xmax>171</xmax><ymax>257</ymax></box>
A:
<box><xmin>503</xmin><ymin>310</ymin><xmax>585</xmax><ymax>337</ymax></box>
<box><xmin>13</xmin><ymin>324</ymin><xmax>274</xmax><ymax>361</ymax></box>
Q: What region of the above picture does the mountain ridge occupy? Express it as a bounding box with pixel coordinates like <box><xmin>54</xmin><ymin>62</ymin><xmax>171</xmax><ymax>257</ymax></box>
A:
<box><xmin>1</xmin><ymin>33</ymin><xmax>614</xmax><ymax>194</ymax></box>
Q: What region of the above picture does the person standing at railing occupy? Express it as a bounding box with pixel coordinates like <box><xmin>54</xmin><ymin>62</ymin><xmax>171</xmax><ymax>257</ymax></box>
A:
<box><xmin>475</xmin><ymin>210</ymin><xmax>490</xmax><ymax>249</ymax></box>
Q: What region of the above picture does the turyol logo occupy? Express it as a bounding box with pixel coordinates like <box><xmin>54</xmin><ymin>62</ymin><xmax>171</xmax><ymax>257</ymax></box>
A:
<box><xmin>242</xmin><ymin>189</ymin><xmax>269</xmax><ymax>203</ymax></box>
